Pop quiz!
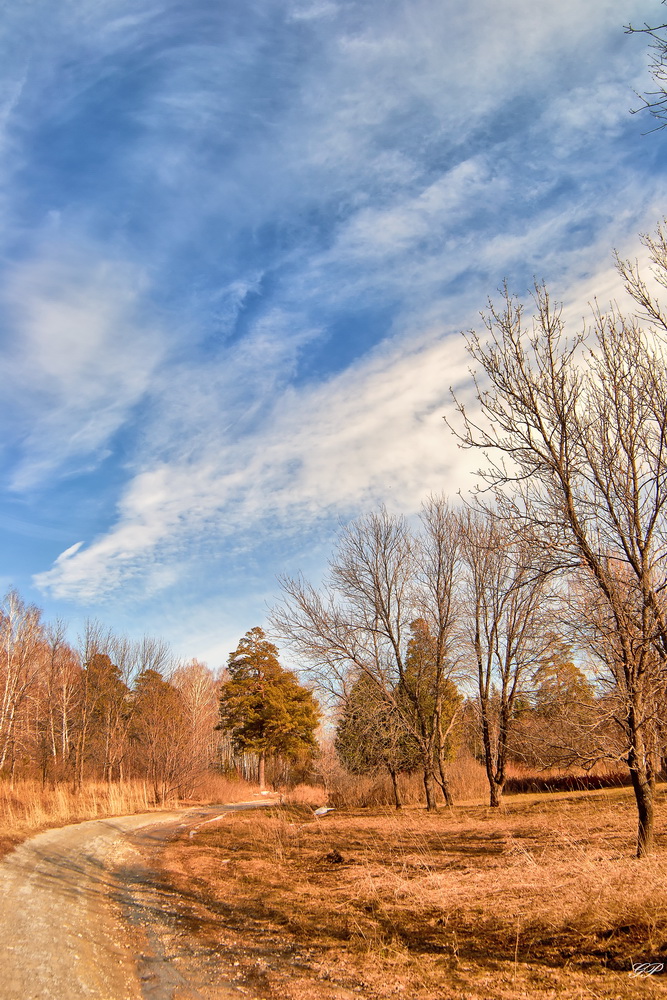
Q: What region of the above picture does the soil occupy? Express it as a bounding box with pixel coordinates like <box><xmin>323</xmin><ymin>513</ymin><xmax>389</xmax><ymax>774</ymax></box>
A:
<box><xmin>0</xmin><ymin>803</ymin><xmax>269</xmax><ymax>1000</ymax></box>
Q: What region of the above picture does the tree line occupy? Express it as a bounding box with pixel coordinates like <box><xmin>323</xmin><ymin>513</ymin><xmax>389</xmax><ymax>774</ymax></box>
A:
<box><xmin>272</xmin><ymin>225</ymin><xmax>667</xmax><ymax>858</ymax></box>
<box><xmin>0</xmin><ymin>593</ymin><xmax>226</xmax><ymax>800</ymax></box>
<box><xmin>5</xmin><ymin>225</ymin><xmax>667</xmax><ymax>857</ymax></box>
<box><xmin>0</xmin><ymin>597</ymin><xmax>321</xmax><ymax>802</ymax></box>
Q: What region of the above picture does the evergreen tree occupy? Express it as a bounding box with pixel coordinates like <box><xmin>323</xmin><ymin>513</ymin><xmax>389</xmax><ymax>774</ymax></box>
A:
<box><xmin>76</xmin><ymin>650</ymin><xmax>129</xmax><ymax>785</ymax></box>
<box><xmin>218</xmin><ymin>627</ymin><xmax>320</xmax><ymax>789</ymax></box>
<box><xmin>335</xmin><ymin>672</ymin><xmax>420</xmax><ymax>808</ymax></box>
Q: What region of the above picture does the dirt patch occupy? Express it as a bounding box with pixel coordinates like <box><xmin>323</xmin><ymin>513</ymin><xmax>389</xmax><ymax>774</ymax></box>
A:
<box><xmin>148</xmin><ymin>791</ymin><xmax>667</xmax><ymax>999</ymax></box>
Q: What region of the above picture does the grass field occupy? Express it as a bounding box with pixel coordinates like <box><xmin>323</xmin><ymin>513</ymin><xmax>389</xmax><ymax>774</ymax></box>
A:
<box><xmin>0</xmin><ymin>774</ymin><xmax>257</xmax><ymax>858</ymax></box>
<box><xmin>153</xmin><ymin>785</ymin><xmax>667</xmax><ymax>999</ymax></box>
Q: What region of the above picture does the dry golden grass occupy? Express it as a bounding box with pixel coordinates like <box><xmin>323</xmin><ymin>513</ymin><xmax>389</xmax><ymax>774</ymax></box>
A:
<box><xmin>180</xmin><ymin>772</ymin><xmax>259</xmax><ymax>805</ymax></box>
<box><xmin>0</xmin><ymin>774</ymin><xmax>258</xmax><ymax>858</ymax></box>
<box><xmin>284</xmin><ymin>782</ymin><xmax>328</xmax><ymax>807</ymax></box>
<box><xmin>153</xmin><ymin>785</ymin><xmax>667</xmax><ymax>999</ymax></box>
<box><xmin>328</xmin><ymin>756</ymin><xmax>490</xmax><ymax>809</ymax></box>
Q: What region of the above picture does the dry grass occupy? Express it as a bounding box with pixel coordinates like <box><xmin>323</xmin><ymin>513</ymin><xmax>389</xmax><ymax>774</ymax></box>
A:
<box><xmin>285</xmin><ymin>783</ymin><xmax>329</xmax><ymax>807</ymax></box>
<box><xmin>153</xmin><ymin>785</ymin><xmax>667</xmax><ymax>999</ymax></box>
<box><xmin>329</xmin><ymin>755</ymin><xmax>490</xmax><ymax>809</ymax></box>
<box><xmin>0</xmin><ymin>774</ymin><xmax>258</xmax><ymax>858</ymax></box>
<box><xmin>180</xmin><ymin>772</ymin><xmax>259</xmax><ymax>805</ymax></box>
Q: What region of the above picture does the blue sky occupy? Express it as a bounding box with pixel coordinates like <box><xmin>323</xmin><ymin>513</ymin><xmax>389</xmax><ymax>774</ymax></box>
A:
<box><xmin>1</xmin><ymin>0</ymin><xmax>666</xmax><ymax>667</ymax></box>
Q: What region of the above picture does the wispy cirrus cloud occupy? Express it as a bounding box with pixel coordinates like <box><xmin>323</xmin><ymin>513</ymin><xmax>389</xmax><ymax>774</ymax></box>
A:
<box><xmin>1</xmin><ymin>243</ymin><xmax>165</xmax><ymax>490</ymax></box>
<box><xmin>34</xmin><ymin>325</ymin><xmax>476</xmax><ymax>602</ymax></box>
<box><xmin>0</xmin><ymin>0</ymin><xmax>661</xmax><ymax>655</ymax></box>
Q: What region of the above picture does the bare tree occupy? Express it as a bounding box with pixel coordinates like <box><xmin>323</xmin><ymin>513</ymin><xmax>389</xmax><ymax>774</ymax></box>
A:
<box><xmin>133</xmin><ymin>635</ymin><xmax>172</xmax><ymax>677</ymax></box>
<box><xmin>459</xmin><ymin>511</ymin><xmax>558</xmax><ymax>807</ymax></box>
<box><xmin>130</xmin><ymin>668</ymin><xmax>189</xmax><ymax>803</ymax></box>
<box><xmin>627</xmin><ymin>10</ymin><xmax>667</xmax><ymax>130</ymax></box>
<box><xmin>272</xmin><ymin>500</ymin><xmax>462</xmax><ymax>810</ymax></box>
<box><xmin>449</xmin><ymin>239</ymin><xmax>667</xmax><ymax>854</ymax></box>
<box><xmin>39</xmin><ymin>622</ymin><xmax>81</xmax><ymax>783</ymax></box>
<box><xmin>171</xmin><ymin>658</ymin><xmax>220</xmax><ymax>792</ymax></box>
<box><xmin>0</xmin><ymin>591</ymin><xmax>44</xmax><ymax>780</ymax></box>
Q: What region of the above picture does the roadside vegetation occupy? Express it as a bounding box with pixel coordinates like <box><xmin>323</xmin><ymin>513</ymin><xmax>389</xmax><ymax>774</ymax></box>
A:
<box><xmin>0</xmin><ymin>773</ymin><xmax>258</xmax><ymax>859</ymax></box>
<box><xmin>152</xmin><ymin>785</ymin><xmax>667</xmax><ymax>1000</ymax></box>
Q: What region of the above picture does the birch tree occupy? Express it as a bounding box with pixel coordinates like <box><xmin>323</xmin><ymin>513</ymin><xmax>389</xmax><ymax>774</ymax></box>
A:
<box><xmin>0</xmin><ymin>591</ymin><xmax>44</xmax><ymax>778</ymax></box>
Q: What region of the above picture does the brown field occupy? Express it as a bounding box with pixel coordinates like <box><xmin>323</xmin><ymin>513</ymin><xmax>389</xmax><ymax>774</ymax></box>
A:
<box><xmin>0</xmin><ymin>774</ymin><xmax>258</xmax><ymax>858</ymax></box>
<box><xmin>151</xmin><ymin>785</ymin><xmax>667</xmax><ymax>999</ymax></box>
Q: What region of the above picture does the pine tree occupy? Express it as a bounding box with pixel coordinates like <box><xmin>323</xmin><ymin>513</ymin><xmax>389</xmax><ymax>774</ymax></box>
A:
<box><xmin>218</xmin><ymin>627</ymin><xmax>320</xmax><ymax>789</ymax></box>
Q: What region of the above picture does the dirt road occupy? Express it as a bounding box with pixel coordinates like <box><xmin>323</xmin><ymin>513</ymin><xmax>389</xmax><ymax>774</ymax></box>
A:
<box><xmin>0</xmin><ymin>804</ymin><xmax>265</xmax><ymax>1000</ymax></box>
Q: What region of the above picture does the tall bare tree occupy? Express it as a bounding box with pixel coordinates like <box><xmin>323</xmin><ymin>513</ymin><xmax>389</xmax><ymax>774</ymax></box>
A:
<box><xmin>459</xmin><ymin>511</ymin><xmax>558</xmax><ymax>807</ymax></box>
<box><xmin>40</xmin><ymin>622</ymin><xmax>80</xmax><ymax>783</ymax></box>
<box><xmin>273</xmin><ymin>499</ymin><xmax>462</xmax><ymax>810</ymax></box>
<box><xmin>627</xmin><ymin>10</ymin><xmax>667</xmax><ymax>129</ymax></box>
<box><xmin>449</xmin><ymin>234</ymin><xmax>667</xmax><ymax>854</ymax></box>
<box><xmin>171</xmin><ymin>658</ymin><xmax>220</xmax><ymax>791</ymax></box>
<box><xmin>0</xmin><ymin>591</ymin><xmax>44</xmax><ymax>780</ymax></box>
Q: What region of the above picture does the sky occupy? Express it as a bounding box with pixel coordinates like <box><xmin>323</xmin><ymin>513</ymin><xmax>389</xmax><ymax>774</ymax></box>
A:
<box><xmin>0</xmin><ymin>0</ymin><xmax>666</xmax><ymax>669</ymax></box>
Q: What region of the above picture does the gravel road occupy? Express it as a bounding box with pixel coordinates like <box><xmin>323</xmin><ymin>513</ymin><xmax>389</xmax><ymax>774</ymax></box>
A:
<box><xmin>0</xmin><ymin>804</ymin><xmax>265</xmax><ymax>1000</ymax></box>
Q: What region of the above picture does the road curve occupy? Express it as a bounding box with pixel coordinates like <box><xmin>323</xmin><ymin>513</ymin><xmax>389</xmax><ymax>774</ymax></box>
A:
<box><xmin>0</xmin><ymin>804</ymin><xmax>263</xmax><ymax>1000</ymax></box>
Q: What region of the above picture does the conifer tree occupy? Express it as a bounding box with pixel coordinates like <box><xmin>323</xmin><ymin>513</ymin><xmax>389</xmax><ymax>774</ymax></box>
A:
<box><xmin>335</xmin><ymin>672</ymin><xmax>420</xmax><ymax>808</ymax></box>
<box><xmin>218</xmin><ymin>627</ymin><xmax>320</xmax><ymax>789</ymax></box>
<box><xmin>401</xmin><ymin>618</ymin><xmax>462</xmax><ymax>807</ymax></box>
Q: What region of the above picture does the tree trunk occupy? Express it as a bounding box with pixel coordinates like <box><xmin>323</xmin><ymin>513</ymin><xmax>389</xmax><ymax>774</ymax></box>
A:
<box><xmin>628</xmin><ymin>746</ymin><xmax>655</xmax><ymax>858</ymax></box>
<box><xmin>423</xmin><ymin>768</ymin><xmax>437</xmax><ymax>811</ymax></box>
<box><xmin>258</xmin><ymin>751</ymin><xmax>266</xmax><ymax>791</ymax></box>
<box><xmin>436</xmin><ymin>755</ymin><xmax>454</xmax><ymax>807</ymax></box>
<box><xmin>388</xmin><ymin>766</ymin><xmax>402</xmax><ymax>809</ymax></box>
<box><xmin>489</xmin><ymin>777</ymin><xmax>503</xmax><ymax>808</ymax></box>
<box><xmin>481</xmin><ymin>714</ymin><xmax>503</xmax><ymax>807</ymax></box>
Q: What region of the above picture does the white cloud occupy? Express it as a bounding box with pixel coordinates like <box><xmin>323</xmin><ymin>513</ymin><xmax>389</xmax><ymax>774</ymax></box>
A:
<box><xmin>8</xmin><ymin>0</ymin><xmax>666</xmax><ymax>634</ymax></box>
<box><xmin>55</xmin><ymin>541</ymin><xmax>85</xmax><ymax>561</ymax></box>
<box><xmin>288</xmin><ymin>1</ymin><xmax>339</xmax><ymax>22</ymax></box>
<box><xmin>2</xmin><ymin>242</ymin><xmax>166</xmax><ymax>489</ymax></box>
<box><xmin>335</xmin><ymin>158</ymin><xmax>490</xmax><ymax>261</ymax></box>
<box><xmin>34</xmin><ymin>326</ymin><xmax>478</xmax><ymax>601</ymax></box>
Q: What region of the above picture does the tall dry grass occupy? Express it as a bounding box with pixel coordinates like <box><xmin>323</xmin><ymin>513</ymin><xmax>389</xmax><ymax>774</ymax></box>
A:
<box><xmin>180</xmin><ymin>772</ymin><xmax>259</xmax><ymax>804</ymax></box>
<box><xmin>157</xmin><ymin>785</ymin><xmax>667</xmax><ymax>999</ymax></box>
<box><xmin>328</xmin><ymin>755</ymin><xmax>489</xmax><ymax>809</ymax></box>
<box><xmin>0</xmin><ymin>779</ymin><xmax>156</xmax><ymax>856</ymax></box>
<box><xmin>0</xmin><ymin>773</ymin><xmax>258</xmax><ymax>858</ymax></box>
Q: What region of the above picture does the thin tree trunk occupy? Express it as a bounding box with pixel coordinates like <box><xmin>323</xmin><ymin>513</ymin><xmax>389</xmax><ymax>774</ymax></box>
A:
<box><xmin>388</xmin><ymin>765</ymin><xmax>402</xmax><ymax>809</ymax></box>
<box><xmin>436</xmin><ymin>754</ymin><xmax>454</xmax><ymax>807</ymax></box>
<box><xmin>258</xmin><ymin>751</ymin><xmax>266</xmax><ymax>791</ymax></box>
<box><xmin>423</xmin><ymin>767</ymin><xmax>437</xmax><ymax>811</ymax></box>
<box><xmin>480</xmin><ymin>713</ymin><xmax>503</xmax><ymax>808</ymax></box>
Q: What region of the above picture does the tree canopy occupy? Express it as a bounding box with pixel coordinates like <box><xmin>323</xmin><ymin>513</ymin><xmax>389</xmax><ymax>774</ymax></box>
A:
<box><xmin>218</xmin><ymin>627</ymin><xmax>320</xmax><ymax>788</ymax></box>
